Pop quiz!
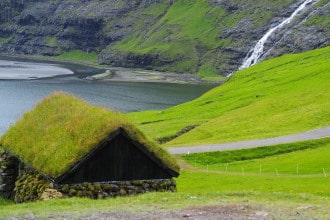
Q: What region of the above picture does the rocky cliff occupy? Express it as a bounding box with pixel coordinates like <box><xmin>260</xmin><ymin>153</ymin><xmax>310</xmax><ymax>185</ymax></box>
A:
<box><xmin>0</xmin><ymin>0</ymin><xmax>328</xmax><ymax>76</ymax></box>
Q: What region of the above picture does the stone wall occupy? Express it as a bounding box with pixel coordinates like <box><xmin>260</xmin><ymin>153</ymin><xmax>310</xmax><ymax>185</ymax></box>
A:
<box><xmin>13</xmin><ymin>169</ymin><xmax>48</xmax><ymax>203</ymax></box>
<box><xmin>0</xmin><ymin>150</ymin><xmax>18</xmax><ymax>199</ymax></box>
<box><xmin>1</xmin><ymin>151</ymin><xmax>177</xmax><ymax>202</ymax></box>
<box><xmin>55</xmin><ymin>179</ymin><xmax>177</xmax><ymax>200</ymax></box>
<box><xmin>12</xmin><ymin>164</ymin><xmax>177</xmax><ymax>202</ymax></box>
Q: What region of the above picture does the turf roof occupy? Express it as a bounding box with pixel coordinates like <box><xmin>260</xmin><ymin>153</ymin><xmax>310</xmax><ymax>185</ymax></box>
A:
<box><xmin>0</xmin><ymin>91</ymin><xmax>180</xmax><ymax>178</ymax></box>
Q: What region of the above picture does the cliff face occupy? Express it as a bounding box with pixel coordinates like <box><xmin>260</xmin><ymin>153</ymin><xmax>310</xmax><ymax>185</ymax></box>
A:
<box><xmin>0</xmin><ymin>0</ymin><xmax>328</xmax><ymax>76</ymax></box>
<box><xmin>0</xmin><ymin>0</ymin><xmax>162</xmax><ymax>55</ymax></box>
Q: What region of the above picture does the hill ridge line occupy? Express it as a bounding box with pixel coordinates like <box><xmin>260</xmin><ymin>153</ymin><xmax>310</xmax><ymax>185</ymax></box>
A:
<box><xmin>168</xmin><ymin>126</ymin><xmax>330</xmax><ymax>155</ymax></box>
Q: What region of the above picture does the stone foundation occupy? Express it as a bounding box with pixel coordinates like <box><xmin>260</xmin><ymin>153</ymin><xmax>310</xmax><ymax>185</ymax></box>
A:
<box><xmin>13</xmin><ymin>169</ymin><xmax>48</xmax><ymax>203</ymax></box>
<box><xmin>54</xmin><ymin>179</ymin><xmax>177</xmax><ymax>200</ymax></box>
<box><xmin>1</xmin><ymin>150</ymin><xmax>177</xmax><ymax>202</ymax></box>
<box><xmin>0</xmin><ymin>150</ymin><xmax>19</xmax><ymax>199</ymax></box>
<box><xmin>11</xmin><ymin>165</ymin><xmax>177</xmax><ymax>202</ymax></box>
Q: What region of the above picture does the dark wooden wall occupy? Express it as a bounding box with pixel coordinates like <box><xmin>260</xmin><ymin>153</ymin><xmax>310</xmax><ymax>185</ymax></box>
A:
<box><xmin>59</xmin><ymin>134</ymin><xmax>172</xmax><ymax>184</ymax></box>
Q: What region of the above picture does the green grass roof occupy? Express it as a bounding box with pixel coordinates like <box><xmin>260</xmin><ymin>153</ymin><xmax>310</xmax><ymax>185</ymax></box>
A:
<box><xmin>0</xmin><ymin>92</ymin><xmax>179</xmax><ymax>178</ymax></box>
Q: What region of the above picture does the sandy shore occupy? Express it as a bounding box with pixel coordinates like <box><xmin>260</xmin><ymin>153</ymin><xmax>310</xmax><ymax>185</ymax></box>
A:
<box><xmin>0</xmin><ymin>55</ymin><xmax>215</xmax><ymax>84</ymax></box>
<box><xmin>86</xmin><ymin>67</ymin><xmax>203</xmax><ymax>84</ymax></box>
<box><xmin>0</xmin><ymin>60</ymin><xmax>73</xmax><ymax>79</ymax></box>
<box><xmin>0</xmin><ymin>58</ymin><xmax>201</xmax><ymax>84</ymax></box>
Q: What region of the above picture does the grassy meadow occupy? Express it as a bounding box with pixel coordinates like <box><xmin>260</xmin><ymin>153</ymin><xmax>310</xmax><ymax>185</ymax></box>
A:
<box><xmin>1</xmin><ymin>45</ymin><xmax>329</xmax><ymax>218</ymax></box>
<box><xmin>128</xmin><ymin>46</ymin><xmax>330</xmax><ymax>146</ymax></box>
<box><xmin>0</xmin><ymin>138</ymin><xmax>329</xmax><ymax>218</ymax></box>
<box><xmin>55</xmin><ymin>50</ymin><xmax>98</xmax><ymax>63</ymax></box>
<box><xmin>183</xmin><ymin>137</ymin><xmax>330</xmax><ymax>176</ymax></box>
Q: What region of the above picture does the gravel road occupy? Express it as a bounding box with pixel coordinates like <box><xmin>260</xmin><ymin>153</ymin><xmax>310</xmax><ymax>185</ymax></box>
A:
<box><xmin>168</xmin><ymin>126</ymin><xmax>330</xmax><ymax>155</ymax></box>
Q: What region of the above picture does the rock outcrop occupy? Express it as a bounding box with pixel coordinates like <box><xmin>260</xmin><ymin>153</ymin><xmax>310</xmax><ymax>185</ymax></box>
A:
<box><xmin>262</xmin><ymin>1</ymin><xmax>330</xmax><ymax>60</ymax></box>
<box><xmin>0</xmin><ymin>0</ymin><xmax>159</xmax><ymax>55</ymax></box>
<box><xmin>0</xmin><ymin>0</ymin><xmax>328</xmax><ymax>76</ymax></box>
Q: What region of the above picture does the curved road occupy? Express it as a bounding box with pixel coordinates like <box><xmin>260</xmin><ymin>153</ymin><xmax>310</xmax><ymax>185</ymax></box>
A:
<box><xmin>168</xmin><ymin>126</ymin><xmax>330</xmax><ymax>155</ymax></box>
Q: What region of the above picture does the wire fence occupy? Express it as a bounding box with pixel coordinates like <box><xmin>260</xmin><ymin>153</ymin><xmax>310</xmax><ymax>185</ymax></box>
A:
<box><xmin>193</xmin><ymin>162</ymin><xmax>328</xmax><ymax>178</ymax></box>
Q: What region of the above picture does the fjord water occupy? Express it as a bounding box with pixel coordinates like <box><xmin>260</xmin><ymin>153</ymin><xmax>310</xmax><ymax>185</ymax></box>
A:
<box><xmin>0</xmin><ymin>61</ymin><xmax>214</xmax><ymax>135</ymax></box>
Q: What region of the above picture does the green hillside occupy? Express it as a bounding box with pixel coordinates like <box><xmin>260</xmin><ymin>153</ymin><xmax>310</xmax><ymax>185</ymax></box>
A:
<box><xmin>112</xmin><ymin>0</ymin><xmax>298</xmax><ymax>76</ymax></box>
<box><xmin>183</xmin><ymin>137</ymin><xmax>330</xmax><ymax>175</ymax></box>
<box><xmin>1</xmin><ymin>0</ymin><xmax>328</xmax><ymax>76</ymax></box>
<box><xmin>128</xmin><ymin>46</ymin><xmax>330</xmax><ymax>146</ymax></box>
<box><xmin>1</xmin><ymin>138</ymin><xmax>329</xmax><ymax>218</ymax></box>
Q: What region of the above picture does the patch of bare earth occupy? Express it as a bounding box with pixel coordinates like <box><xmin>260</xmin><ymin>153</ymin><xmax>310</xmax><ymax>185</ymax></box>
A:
<box><xmin>7</xmin><ymin>204</ymin><xmax>326</xmax><ymax>219</ymax></box>
<box><xmin>33</xmin><ymin>205</ymin><xmax>269</xmax><ymax>220</ymax></box>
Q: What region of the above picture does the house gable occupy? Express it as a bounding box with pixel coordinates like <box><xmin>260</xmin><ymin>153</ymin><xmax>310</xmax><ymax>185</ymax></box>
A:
<box><xmin>1</xmin><ymin>92</ymin><xmax>179</xmax><ymax>179</ymax></box>
<box><xmin>55</xmin><ymin>128</ymin><xmax>178</xmax><ymax>184</ymax></box>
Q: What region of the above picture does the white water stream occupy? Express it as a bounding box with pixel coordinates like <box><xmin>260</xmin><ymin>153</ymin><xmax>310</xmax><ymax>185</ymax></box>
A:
<box><xmin>239</xmin><ymin>0</ymin><xmax>319</xmax><ymax>70</ymax></box>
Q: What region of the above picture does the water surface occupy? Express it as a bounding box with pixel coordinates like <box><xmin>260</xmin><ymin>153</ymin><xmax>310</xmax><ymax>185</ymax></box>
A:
<box><xmin>0</xmin><ymin>60</ymin><xmax>215</xmax><ymax>134</ymax></box>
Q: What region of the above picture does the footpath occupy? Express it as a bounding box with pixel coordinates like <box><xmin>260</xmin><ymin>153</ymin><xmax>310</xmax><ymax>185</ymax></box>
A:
<box><xmin>168</xmin><ymin>126</ymin><xmax>330</xmax><ymax>155</ymax></box>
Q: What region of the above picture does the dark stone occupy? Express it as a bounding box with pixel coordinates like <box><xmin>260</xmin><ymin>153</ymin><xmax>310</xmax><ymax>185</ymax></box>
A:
<box><xmin>0</xmin><ymin>176</ymin><xmax>14</xmax><ymax>184</ymax></box>
<box><xmin>142</xmin><ymin>183</ymin><xmax>150</xmax><ymax>190</ymax></box>
<box><xmin>110</xmin><ymin>184</ymin><xmax>120</xmax><ymax>192</ymax></box>
<box><xmin>0</xmin><ymin>184</ymin><xmax>14</xmax><ymax>191</ymax></box>
<box><xmin>1</xmin><ymin>169</ymin><xmax>15</xmax><ymax>176</ymax></box>
<box><xmin>55</xmin><ymin>179</ymin><xmax>177</xmax><ymax>200</ymax></box>
<box><xmin>0</xmin><ymin>191</ymin><xmax>12</xmax><ymax>199</ymax></box>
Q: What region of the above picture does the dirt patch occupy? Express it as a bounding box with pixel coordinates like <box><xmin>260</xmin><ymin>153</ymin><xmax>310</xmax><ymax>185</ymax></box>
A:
<box><xmin>6</xmin><ymin>203</ymin><xmax>328</xmax><ymax>219</ymax></box>
<box><xmin>14</xmin><ymin>205</ymin><xmax>270</xmax><ymax>220</ymax></box>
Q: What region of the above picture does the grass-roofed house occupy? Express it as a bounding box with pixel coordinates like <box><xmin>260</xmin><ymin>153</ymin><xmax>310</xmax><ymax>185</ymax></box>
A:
<box><xmin>0</xmin><ymin>92</ymin><xmax>179</xmax><ymax>203</ymax></box>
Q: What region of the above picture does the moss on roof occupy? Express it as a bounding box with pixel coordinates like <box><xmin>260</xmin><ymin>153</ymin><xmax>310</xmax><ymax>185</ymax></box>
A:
<box><xmin>0</xmin><ymin>91</ymin><xmax>179</xmax><ymax>178</ymax></box>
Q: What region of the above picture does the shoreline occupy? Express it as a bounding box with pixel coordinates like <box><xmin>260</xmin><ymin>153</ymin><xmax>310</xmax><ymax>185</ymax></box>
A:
<box><xmin>0</xmin><ymin>54</ymin><xmax>104</xmax><ymax>79</ymax></box>
<box><xmin>0</xmin><ymin>53</ymin><xmax>222</xmax><ymax>85</ymax></box>
<box><xmin>87</xmin><ymin>67</ymin><xmax>205</xmax><ymax>84</ymax></box>
<box><xmin>0</xmin><ymin>60</ymin><xmax>75</xmax><ymax>80</ymax></box>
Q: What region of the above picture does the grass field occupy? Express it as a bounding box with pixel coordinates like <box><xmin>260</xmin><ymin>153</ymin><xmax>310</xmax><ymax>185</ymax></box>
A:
<box><xmin>1</xmin><ymin>190</ymin><xmax>328</xmax><ymax>218</ymax></box>
<box><xmin>1</xmin><ymin>38</ymin><xmax>329</xmax><ymax>220</ymax></box>
<box><xmin>113</xmin><ymin>0</ymin><xmax>298</xmax><ymax>75</ymax></box>
<box><xmin>180</xmin><ymin>138</ymin><xmax>330</xmax><ymax>197</ymax></box>
<box><xmin>0</xmin><ymin>2</ymin><xmax>329</xmax><ymax>218</ymax></box>
<box><xmin>55</xmin><ymin>50</ymin><xmax>98</xmax><ymax>63</ymax></box>
<box><xmin>128</xmin><ymin>46</ymin><xmax>330</xmax><ymax>146</ymax></box>
<box><xmin>183</xmin><ymin>137</ymin><xmax>330</xmax><ymax>175</ymax></box>
<box><xmin>0</xmin><ymin>138</ymin><xmax>329</xmax><ymax>218</ymax></box>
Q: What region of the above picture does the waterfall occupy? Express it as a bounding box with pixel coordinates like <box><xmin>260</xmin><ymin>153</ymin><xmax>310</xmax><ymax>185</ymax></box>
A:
<box><xmin>239</xmin><ymin>0</ymin><xmax>319</xmax><ymax>70</ymax></box>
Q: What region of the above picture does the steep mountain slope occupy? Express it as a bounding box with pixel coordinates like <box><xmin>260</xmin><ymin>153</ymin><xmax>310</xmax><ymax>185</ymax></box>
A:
<box><xmin>128</xmin><ymin>46</ymin><xmax>330</xmax><ymax>146</ymax></box>
<box><xmin>0</xmin><ymin>0</ymin><xmax>328</xmax><ymax>76</ymax></box>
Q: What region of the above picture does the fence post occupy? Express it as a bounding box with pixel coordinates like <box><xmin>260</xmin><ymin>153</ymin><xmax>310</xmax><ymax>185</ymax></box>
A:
<box><xmin>297</xmin><ymin>164</ymin><xmax>299</xmax><ymax>175</ymax></box>
<box><xmin>275</xmin><ymin>169</ymin><xmax>279</xmax><ymax>178</ymax></box>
